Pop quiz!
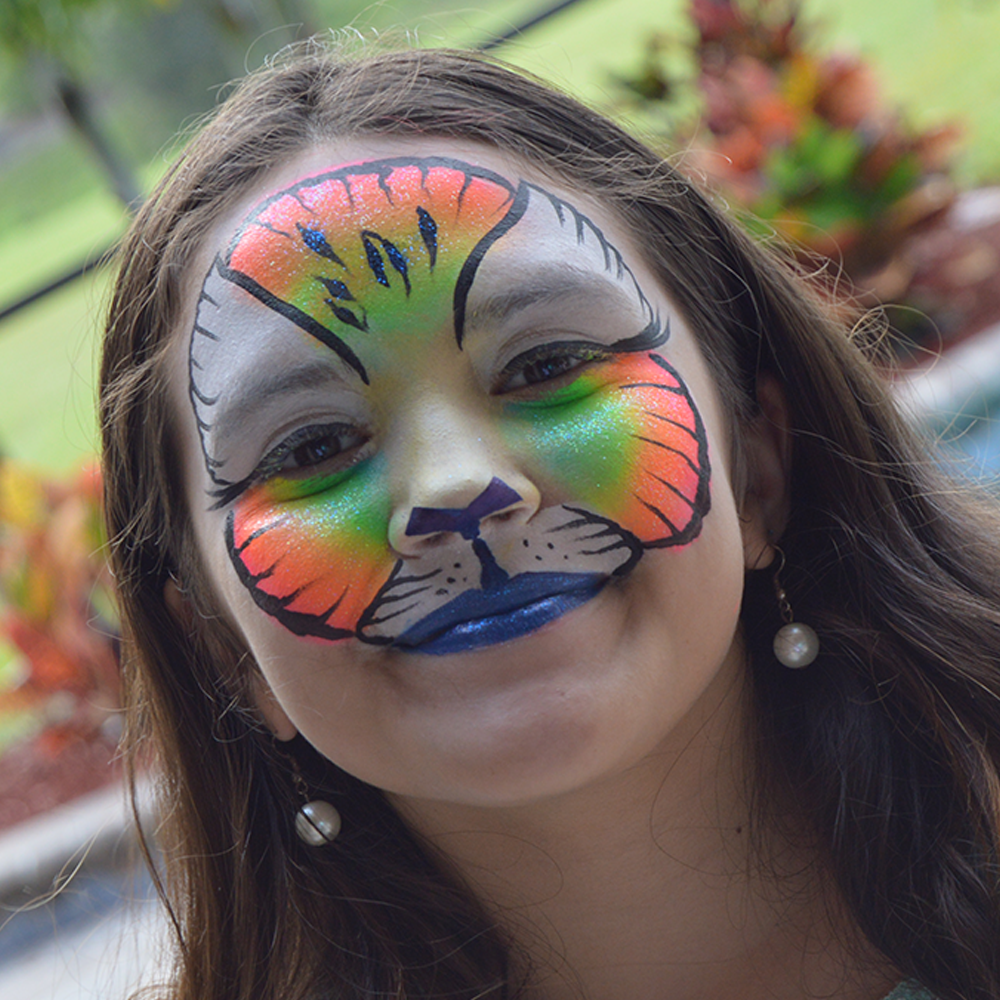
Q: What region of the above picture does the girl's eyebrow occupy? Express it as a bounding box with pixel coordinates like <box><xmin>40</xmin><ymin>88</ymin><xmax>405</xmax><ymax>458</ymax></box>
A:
<box><xmin>466</xmin><ymin>266</ymin><xmax>638</xmax><ymax>330</ymax></box>
<box><xmin>209</xmin><ymin>359</ymin><xmax>353</xmax><ymax>442</ymax></box>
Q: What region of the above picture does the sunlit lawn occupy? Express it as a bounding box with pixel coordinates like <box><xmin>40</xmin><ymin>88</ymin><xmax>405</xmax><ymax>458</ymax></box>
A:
<box><xmin>0</xmin><ymin>186</ymin><xmax>122</xmax><ymax>471</ymax></box>
<box><xmin>0</xmin><ymin>272</ymin><xmax>109</xmax><ymax>471</ymax></box>
<box><xmin>1</xmin><ymin>0</ymin><xmax>999</xmax><ymax>473</ymax></box>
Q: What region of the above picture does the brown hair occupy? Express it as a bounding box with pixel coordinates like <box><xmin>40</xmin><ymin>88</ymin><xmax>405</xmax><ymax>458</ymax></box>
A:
<box><xmin>100</xmin><ymin>45</ymin><xmax>1000</xmax><ymax>1000</ymax></box>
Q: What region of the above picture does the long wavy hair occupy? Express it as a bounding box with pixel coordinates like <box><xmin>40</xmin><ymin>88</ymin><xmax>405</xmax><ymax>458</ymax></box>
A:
<box><xmin>100</xmin><ymin>45</ymin><xmax>1000</xmax><ymax>1000</ymax></box>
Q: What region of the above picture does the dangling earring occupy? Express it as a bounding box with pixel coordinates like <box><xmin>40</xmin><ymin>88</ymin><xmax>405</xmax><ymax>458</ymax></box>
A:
<box><xmin>295</xmin><ymin>800</ymin><xmax>342</xmax><ymax>846</ymax></box>
<box><xmin>771</xmin><ymin>547</ymin><xmax>820</xmax><ymax>668</ymax></box>
<box><xmin>285</xmin><ymin>752</ymin><xmax>341</xmax><ymax>846</ymax></box>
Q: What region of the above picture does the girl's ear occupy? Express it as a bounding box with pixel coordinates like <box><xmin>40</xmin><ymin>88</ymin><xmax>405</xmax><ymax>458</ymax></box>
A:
<box><xmin>248</xmin><ymin>673</ymin><xmax>299</xmax><ymax>742</ymax></box>
<box><xmin>164</xmin><ymin>575</ymin><xmax>194</xmax><ymax>629</ymax></box>
<box><xmin>164</xmin><ymin>577</ymin><xmax>298</xmax><ymax>741</ymax></box>
<box><xmin>740</xmin><ymin>373</ymin><xmax>792</xmax><ymax>570</ymax></box>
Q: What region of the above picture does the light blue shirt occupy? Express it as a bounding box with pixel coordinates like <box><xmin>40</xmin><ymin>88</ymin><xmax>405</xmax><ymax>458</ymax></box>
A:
<box><xmin>882</xmin><ymin>983</ymin><xmax>937</xmax><ymax>1000</ymax></box>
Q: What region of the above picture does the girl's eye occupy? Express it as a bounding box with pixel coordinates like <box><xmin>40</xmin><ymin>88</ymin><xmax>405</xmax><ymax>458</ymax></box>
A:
<box><xmin>515</xmin><ymin>355</ymin><xmax>578</xmax><ymax>386</ymax></box>
<box><xmin>262</xmin><ymin>423</ymin><xmax>368</xmax><ymax>479</ymax></box>
<box><xmin>284</xmin><ymin>430</ymin><xmax>361</xmax><ymax>470</ymax></box>
<box><xmin>496</xmin><ymin>342</ymin><xmax>609</xmax><ymax>393</ymax></box>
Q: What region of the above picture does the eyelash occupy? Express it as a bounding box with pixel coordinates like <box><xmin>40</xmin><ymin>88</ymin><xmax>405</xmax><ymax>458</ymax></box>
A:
<box><xmin>495</xmin><ymin>341</ymin><xmax>611</xmax><ymax>393</ymax></box>
<box><xmin>256</xmin><ymin>422</ymin><xmax>369</xmax><ymax>480</ymax></box>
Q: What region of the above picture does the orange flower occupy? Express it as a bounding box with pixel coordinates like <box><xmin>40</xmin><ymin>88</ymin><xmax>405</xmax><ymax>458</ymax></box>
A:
<box><xmin>816</xmin><ymin>56</ymin><xmax>881</xmax><ymax>129</ymax></box>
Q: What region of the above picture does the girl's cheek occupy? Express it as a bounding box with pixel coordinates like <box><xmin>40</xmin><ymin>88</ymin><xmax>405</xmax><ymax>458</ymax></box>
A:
<box><xmin>503</xmin><ymin>354</ymin><xmax>712</xmax><ymax>546</ymax></box>
<box><xmin>226</xmin><ymin>457</ymin><xmax>396</xmax><ymax>639</ymax></box>
<box><xmin>503</xmin><ymin>370</ymin><xmax>640</xmax><ymax>514</ymax></box>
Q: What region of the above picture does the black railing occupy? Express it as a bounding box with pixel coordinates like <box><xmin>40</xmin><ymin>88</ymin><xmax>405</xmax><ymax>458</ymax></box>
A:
<box><xmin>0</xmin><ymin>247</ymin><xmax>116</xmax><ymax>324</ymax></box>
<box><xmin>0</xmin><ymin>0</ymin><xmax>592</xmax><ymax>328</ymax></box>
<box><xmin>477</xmin><ymin>0</ymin><xmax>587</xmax><ymax>50</ymax></box>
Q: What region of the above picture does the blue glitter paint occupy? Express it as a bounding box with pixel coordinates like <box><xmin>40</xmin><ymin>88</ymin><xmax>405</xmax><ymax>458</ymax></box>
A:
<box><xmin>393</xmin><ymin>571</ymin><xmax>605</xmax><ymax>655</ymax></box>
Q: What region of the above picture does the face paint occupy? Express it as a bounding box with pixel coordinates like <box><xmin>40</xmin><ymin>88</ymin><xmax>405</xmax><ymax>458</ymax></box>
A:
<box><xmin>501</xmin><ymin>352</ymin><xmax>710</xmax><ymax>547</ymax></box>
<box><xmin>189</xmin><ymin>156</ymin><xmax>711</xmax><ymax>653</ymax></box>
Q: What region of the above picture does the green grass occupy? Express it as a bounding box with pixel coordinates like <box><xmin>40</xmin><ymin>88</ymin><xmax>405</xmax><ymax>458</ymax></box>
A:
<box><xmin>0</xmin><ymin>271</ymin><xmax>108</xmax><ymax>471</ymax></box>
<box><xmin>0</xmin><ymin>133</ymin><xmax>109</xmax><ymax>233</ymax></box>
<box><xmin>0</xmin><ymin>188</ymin><xmax>125</xmax><ymax>304</ymax></box>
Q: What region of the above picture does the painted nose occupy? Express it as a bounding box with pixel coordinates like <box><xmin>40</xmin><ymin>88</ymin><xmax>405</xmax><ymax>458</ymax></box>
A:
<box><xmin>406</xmin><ymin>476</ymin><xmax>524</xmax><ymax>541</ymax></box>
<box><xmin>386</xmin><ymin>397</ymin><xmax>540</xmax><ymax>557</ymax></box>
<box><xmin>401</xmin><ymin>478</ymin><xmax>526</xmax><ymax>587</ymax></box>
<box><xmin>391</xmin><ymin>476</ymin><xmax>535</xmax><ymax>557</ymax></box>
<box><xmin>407</xmin><ymin>477</ymin><xmax>524</xmax><ymax>541</ymax></box>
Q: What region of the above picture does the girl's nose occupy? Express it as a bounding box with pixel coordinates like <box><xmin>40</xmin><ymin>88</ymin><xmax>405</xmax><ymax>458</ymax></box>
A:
<box><xmin>406</xmin><ymin>477</ymin><xmax>524</xmax><ymax>541</ymax></box>
<box><xmin>387</xmin><ymin>403</ymin><xmax>540</xmax><ymax>557</ymax></box>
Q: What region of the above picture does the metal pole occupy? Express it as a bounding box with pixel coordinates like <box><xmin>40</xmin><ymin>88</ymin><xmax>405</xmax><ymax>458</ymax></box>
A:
<box><xmin>0</xmin><ymin>0</ymin><xmax>598</xmax><ymax>327</ymax></box>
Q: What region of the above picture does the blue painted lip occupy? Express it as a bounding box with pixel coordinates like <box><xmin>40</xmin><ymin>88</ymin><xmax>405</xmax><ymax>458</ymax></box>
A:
<box><xmin>394</xmin><ymin>571</ymin><xmax>607</xmax><ymax>656</ymax></box>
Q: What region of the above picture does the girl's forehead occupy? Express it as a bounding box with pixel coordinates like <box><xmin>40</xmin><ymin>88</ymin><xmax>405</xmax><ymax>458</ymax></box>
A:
<box><xmin>176</xmin><ymin>138</ymin><xmax>617</xmax><ymax>360</ymax></box>
<box><xmin>203</xmin><ymin>136</ymin><xmax>624</xmax><ymax>263</ymax></box>
<box><xmin>173</xmin><ymin>136</ymin><xmax>666</xmax><ymax>382</ymax></box>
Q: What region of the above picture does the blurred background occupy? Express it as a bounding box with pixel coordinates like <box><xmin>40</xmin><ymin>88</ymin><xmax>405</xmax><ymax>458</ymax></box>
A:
<box><xmin>1</xmin><ymin>0</ymin><xmax>999</xmax><ymax>995</ymax></box>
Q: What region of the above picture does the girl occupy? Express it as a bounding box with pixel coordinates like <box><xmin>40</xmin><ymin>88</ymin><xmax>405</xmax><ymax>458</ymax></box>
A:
<box><xmin>99</xmin><ymin>46</ymin><xmax>1000</xmax><ymax>1000</ymax></box>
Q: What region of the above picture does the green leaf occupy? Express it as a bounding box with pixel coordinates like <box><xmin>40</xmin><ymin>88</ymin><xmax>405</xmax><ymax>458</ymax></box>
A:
<box><xmin>812</xmin><ymin>128</ymin><xmax>864</xmax><ymax>185</ymax></box>
<box><xmin>765</xmin><ymin>146</ymin><xmax>814</xmax><ymax>200</ymax></box>
<box><xmin>875</xmin><ymin>154</ymin><xmax>920</xmax><ymax>204</ymax></box>
<box><xmin>801</xmin><ymin>191</ymin><xmax>866</xmax><ymax>232</ymax></box>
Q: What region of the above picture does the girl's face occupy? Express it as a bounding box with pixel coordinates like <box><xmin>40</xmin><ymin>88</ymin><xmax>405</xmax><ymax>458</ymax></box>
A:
<box><xmin>169</xmin><ymin>138</ymin><xmax>767</xmax><ymax>807</ymax></box>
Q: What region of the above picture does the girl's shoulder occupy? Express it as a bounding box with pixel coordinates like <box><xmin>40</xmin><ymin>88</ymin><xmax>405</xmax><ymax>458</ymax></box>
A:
<box><xmin>882</xmin><ymin>983</ymin><xmax>939</xmax><ymax>1000</ymax></box>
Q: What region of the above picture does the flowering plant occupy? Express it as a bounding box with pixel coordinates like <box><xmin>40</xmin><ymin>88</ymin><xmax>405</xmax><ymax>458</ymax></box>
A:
<box><xmin>618</xmin><ymin>0</ymin><xmax>962</xmax><ymax>302</ymax></box>
<box><xmin>0</xmin><ymin>458</ymin><xmax>120</xmax><ymax>825</ymax></box>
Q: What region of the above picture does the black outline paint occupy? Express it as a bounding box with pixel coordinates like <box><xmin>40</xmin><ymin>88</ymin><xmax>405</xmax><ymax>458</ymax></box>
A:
<box><xmin>453</xmin><ymin>180</ymin><xmax>531</xmax><ymax>345</ymax></box>
<box><xmin>225</xmin><ymin>511</ymin><xmax>356</xmax><ymax>642</ymax></box>
<box><xmin>624</xmin><ymin>353</ymin><xmax>712</xmax><ymax>549</ymax></box>
<box><xmin>215</xmin><ymin>259</ymin><xmax>370</xmax><ymax>379</ymax></box>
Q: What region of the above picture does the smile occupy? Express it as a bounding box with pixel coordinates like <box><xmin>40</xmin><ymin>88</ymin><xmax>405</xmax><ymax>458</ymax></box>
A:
<box><xmin>393</xmin><ymin>571</ymin><xmax>607</xmax><ymax>656</ymax></box>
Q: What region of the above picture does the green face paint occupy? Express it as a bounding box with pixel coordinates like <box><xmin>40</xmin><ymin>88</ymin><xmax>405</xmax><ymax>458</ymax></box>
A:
<box><xmin>503</xmin><ymin>353</ymin><xmax>709</xmax><ymax>538</ymax></box>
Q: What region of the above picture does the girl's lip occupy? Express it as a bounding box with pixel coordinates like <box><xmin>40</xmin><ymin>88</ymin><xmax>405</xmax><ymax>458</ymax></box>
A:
<box><xmin>392</xmin><ymin>571</ymin><xmax>607</xmax><ymax>656</ymax></box>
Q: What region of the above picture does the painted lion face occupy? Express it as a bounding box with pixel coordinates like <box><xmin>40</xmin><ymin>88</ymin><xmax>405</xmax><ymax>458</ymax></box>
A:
<box><xmin>187</xmin><ymin>156</ymin><xmax>710</xmax><ymax>656</ymax></box>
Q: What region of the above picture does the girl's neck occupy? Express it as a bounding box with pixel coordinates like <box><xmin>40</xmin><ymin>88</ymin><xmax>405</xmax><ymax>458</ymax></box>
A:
<box><xmin>392</xmin><ymin>672</ymin><xmax>896</xmax><ymax>1000</ymax></box>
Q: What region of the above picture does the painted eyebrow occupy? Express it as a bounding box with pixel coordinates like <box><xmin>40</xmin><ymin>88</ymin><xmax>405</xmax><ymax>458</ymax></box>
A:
<box><xmin>209</xmin><ymin>360</ymin><xmax>354</xmax><ymax>442</ymax></box>
<box><xmin>465</xmin><ymin>266</ymin><xmax>641</xmax><ymax>330</ymax></box>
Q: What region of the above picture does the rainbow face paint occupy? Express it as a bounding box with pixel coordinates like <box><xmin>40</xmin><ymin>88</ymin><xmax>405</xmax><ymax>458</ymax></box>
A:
<box><xmin>189</xmin><ymin>157</ymin><xmax>711</xmax><ymax>653</ymax></box>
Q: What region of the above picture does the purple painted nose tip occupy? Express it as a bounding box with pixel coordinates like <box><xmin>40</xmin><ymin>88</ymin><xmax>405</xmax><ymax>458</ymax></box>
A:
<box><xmin>405</xmin><ymin>477</ymin><xmax>523</xmax><ymax>540</ymax></box>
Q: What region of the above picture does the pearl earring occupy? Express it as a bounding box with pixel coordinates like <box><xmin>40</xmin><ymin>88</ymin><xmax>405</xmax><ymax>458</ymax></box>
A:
<box><xmin>285</xmin><ymin>751</ymin><xmax>341</xmax><ymax>846</ymax></box>
<box><xmin>771</xmin><ymin>547</ymin><xmax>820</xmax><ymax>669</ymax></box>
<box><xmin>295</xmin><ymin>800</ymin><xmax>342</xmax><ymax>846</ymax></box>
